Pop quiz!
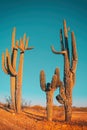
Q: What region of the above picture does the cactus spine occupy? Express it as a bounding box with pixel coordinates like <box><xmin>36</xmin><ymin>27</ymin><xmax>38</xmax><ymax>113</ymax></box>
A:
<box><xmin>40</xmin><ymin>68</ymin><xmax>59</xmax><ymax>121</ymax></box>
<box><xmin>51</xmin><ymin>20</ymin><xmax>78</xmax><ymax>122</ymax></box>
<box><xmin>2</xmin><ymin>28</ymin><xmax>34</xmax><ymax>113</ymax></box>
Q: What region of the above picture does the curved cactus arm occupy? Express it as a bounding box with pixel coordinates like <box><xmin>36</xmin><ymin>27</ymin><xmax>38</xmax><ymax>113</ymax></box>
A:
<box><xmin>56</xmin><ymin>95</ymin><xmax>64</xmax><ymax>104</ymax></box>
<box><xmin>2</xmin><ymin>53</ymin><xmax>9</xmax><ymax>74</ymax></box>
<box><xmin>56</xmin><ymin>82</ymin><xmax>66</xmax><ymax>104</ymax></box>
<box><xmin>51</xmin><ymin>46</ymin><xmax>70</xmax><ymax>69</ymax></box>
<box><xmin>51</xmin><ymin>46</ymin><xmax>66</xmax><ymax>54</ymax></box>
<box><xmin>51</xmin><ymin>74</ymin><xmax>57</xmax><ymax>89</ymax></box>
<box><xmin>59</xmin><ymin>82</ymin><xmax>66</xmax><ymax>100</ymax></box>
<box><xmin>40</xmin><ymin>70</ymin><xmax>46</xmax><ymax>91</ymax></box>
<box><xmin>7</xmin><ymin>49</ymin><xmax>17</xmax><ymax>76</ymax></box>
<box><xmin>71</xmin><ymin>32</ymin><xmax>78</xmax><ymax>73</ymax></box>
<box><xmin>12</xmin><ymin>40</ymin><xmax>19</xmax><ymax>70</ymax></box>
<box><xmin>12</xmin><ymin>27</ymin><xmax>16</xmax><ymax>51</ymax></box>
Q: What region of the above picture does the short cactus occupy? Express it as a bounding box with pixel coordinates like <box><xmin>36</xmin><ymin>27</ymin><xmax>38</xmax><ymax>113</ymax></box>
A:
<box><xmin>40</xmin><ymin>68</ymin><xmax>60</xmax><ymax>121</ymax></box>
<box><xmin>51</xmin><ymin>20</ymin><xmax>78</xmax><ymax>121</ymax></box>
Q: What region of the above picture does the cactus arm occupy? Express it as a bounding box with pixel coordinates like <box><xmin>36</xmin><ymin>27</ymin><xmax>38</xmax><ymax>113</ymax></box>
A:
<box><xmin>56</xmin><ymin>82</ymin><xmax>66</xmax><ymax>104</ymax></box>
<box><xmin>25</xmin><ymin>37</ymin><xmax>34</xmax><ymax>50</ymax></box>
<box><xmin>51</xmin><ymin>46</ymin><xmax>66</xmax><ymax>54</ymax></box>
<box><xmin>56</xmin><ymin>95</ymin><xmax>64</xmax><ymax>104</ymax></box>
<box><xmin>71</xmin><ymin>32</ymin><xmax>78</xmax><ymax>73</ymax></box>
<box><xmin>63</xmin><ymin>20</ymin><xmax>68</xmax><ymax>38</ymax></box>
<box><xmin>25</xmin><ymin>37</ymin><xmax>29</xmax><ymax>49</ymax></box>
<box><xmin>51</xmin><ymin>74</ymin><xmax>57</xmax><ymax>89</ymax></box>
<box><xmin>40</xmin><ymin>70</ymin><xmax>46</xmax><ymax>91</ymax></box>
<box><xmin>16</xmin><ymin>39</ymin><xmax>24</xmax><ymax>52</ymax></box>
<box><xmin>2</xmin><ymin>53</ymin><xmax>9</xmax><ymax>74</ymax></box>
<box><xmin>55</xmin><ymin>67</ymin><xmax>61</xmax><ymax>86</ymax></box>
<box><xmin>17</xmin><ymin>37</ymin><xmax>34</xmax><ymax>52</ymax></box>
<box><xmin>63</xmin><ymin>20</ymin><xmax>70</xmax><ymax>62</ymax></box>
<box><xmin>7</xmin><ymin>49</ymin><xmax>17</xmax><ymax>76</ymax></box>
<box><xmin>15</xmin><ymin>40</ymin><xmax>19</xmax><ymax>50</ymax></box>
<box><xmin>59</xmin><ymin>82</ymin><xmax>66</xmax><ymax>101</ymax></box>
<box><xmin>12</xmin><ymin>27</ymin><xmax>16</xmax><ymax>51</ymax></box>
<box><xmin>20</xmin><ymin>39</ymin><xmax>25</xmax><ymax>52</ymax></box>
<box><xmin>16</xmin><ymin>45</ymin><xmax>24</xmax><ymax>52</ymax></box>
<box><xmin>51</xmin><ymin>45</ymin><xmax>69</xmax><ymax>75</ymax></box>
<box><xmin>11</xmin><ymin>41</ymin><xmax>18</xmax><ymax>69</ymax></box>
<box><xmin>60</xmin><ymin>29</ymin><xmax>64</xmax><ymax>51</ymax></box>
<box><xmin>12</xmin><ymin>50</ymin><xmax>17</xmax><ymax>70</ymax></box>
<box><xmin>25</xmin><ymin>47</ymin><xmax>34</xmax><ymax>50</ymax></box>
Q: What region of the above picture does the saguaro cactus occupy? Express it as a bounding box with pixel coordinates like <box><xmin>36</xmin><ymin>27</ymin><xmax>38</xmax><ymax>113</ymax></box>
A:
<box><xmin>2</xmin><ymin>28</ymin><xmax>18</xmax><ymax>110</ymax></box>
<box><xmin>16</xmin><ymin>35</ymin><xmax>34</xmax><ymax>113</ymax></box>
<box><xmin>51</xmin><ymin>20</ymin><xmax>78</xmax><ymax>121</ymax></box>
<box><xmin>40</xmin><ymin>68</ymin><xmax>60</xmax><ymax>121</ymax></box>
<box><xmin>2</xmin><ymin>28</ymin><xmax>34</xmax><ymax>113</ymax></box>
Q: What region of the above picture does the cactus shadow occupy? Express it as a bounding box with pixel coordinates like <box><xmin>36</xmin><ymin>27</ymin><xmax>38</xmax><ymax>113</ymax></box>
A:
<box><xmin>53</xmin><ymin>119</ymin><xmax>87</xmax><ymax>126</ymax></box>
<box><xmin>0</xmin><ymin>104</ymin><xmax>14</xmax><ymax>114</ymax></box>
<box><xmin>23</xmin><ymin>110</ymin><xmax>46</xmax><ymax>121</ymax></box>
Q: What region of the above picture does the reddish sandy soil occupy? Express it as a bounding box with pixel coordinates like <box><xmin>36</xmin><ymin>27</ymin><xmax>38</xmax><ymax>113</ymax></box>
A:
<box><xmin>0</xmin><ymin>104</ymin><xmax>87</xmax><ymax>130</ymax></box>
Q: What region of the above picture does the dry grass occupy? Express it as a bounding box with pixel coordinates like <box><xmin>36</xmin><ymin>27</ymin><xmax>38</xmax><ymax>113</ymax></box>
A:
<box><xmin>0</xmin><ymin>103</ymin><xmax>87</xmax><ymax>130</ymax></box>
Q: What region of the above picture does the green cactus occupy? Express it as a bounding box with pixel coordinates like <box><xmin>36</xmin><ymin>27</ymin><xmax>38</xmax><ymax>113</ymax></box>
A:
<box><xmin>51</xmin><ymin>20</ymin><xmax>78</xmax><ymax>121</ymax></box>
<box><xmin>2</xmin><ymin>28</ymin><xmax>34</xmax><ymax>113</ymax></box>
<box><xmin>40</xmin><ymin>68</ymin><xmax>59</xmax><ymax>121</ymax></box>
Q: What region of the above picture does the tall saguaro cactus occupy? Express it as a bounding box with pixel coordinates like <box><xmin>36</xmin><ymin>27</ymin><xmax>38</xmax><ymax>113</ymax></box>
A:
<box><xmin>40</xmin><ymin>68</ymin><xmax>60</xmax><ymax>121</ymax></box>
<box><xmin>16</xmin><ymin>35</ymin><xmax>34</xmax><ymax>113</ymax></box>
<box><xmin>51</xmin><ymin>20</ymin><xmax>78</xmax><ymax>121</ymax></box>
<box><xmin>2</xmin><ymin>28</ymin><xmax>18</xmax><ymax>110</ymax></box>
<box><xmin>2</xmin><ymin>28</ymin><xmax>34</xmax><ymax>113</ymax></box>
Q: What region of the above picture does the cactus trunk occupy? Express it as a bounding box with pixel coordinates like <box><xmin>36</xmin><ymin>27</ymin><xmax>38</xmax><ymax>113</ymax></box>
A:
<box><xmin>10</xmin><ymin>48</ymin><xmax>18</xmax><ymax>110</ymax></box>
<box><xmin>64</xmin><ymin>85</ymin><xmax>72</xmax><ymax>121</ymax></box>
<box><xmin>46</xmin><ymin>90</ymin><xmax>54</xmax><ymax>121</ymax></box>
<box><xmin>10</xmin><ymin>76</ymin><xmax>16</xmax><ymax>109</ymax></box>
<box><xmin>64</xmin><ymin>53</ymin><xmax>73</xmax><ymax>121</ymax></box>
<box><xmin>64</xmin><ymin>100</ymin><xmax>72</xmax><ymax>122</ymax></box>
<box><xmin>16</xmin><ymin>52</ymin><xmax>24</xmax><ymax>113</ymax></box>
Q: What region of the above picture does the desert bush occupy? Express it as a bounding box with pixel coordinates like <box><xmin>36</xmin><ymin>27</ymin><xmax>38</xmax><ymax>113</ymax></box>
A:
<box><xmin>5</xmin><ymin>96</ymin><xmax>11</xmax><ymax>109</ymax></box>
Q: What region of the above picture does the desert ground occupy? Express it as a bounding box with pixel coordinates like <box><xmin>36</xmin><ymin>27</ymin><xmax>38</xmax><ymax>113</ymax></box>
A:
<box><xmin>0</xmin><ymin>103</ymin><xmax>87</xmax><ymax>130</ymax></box>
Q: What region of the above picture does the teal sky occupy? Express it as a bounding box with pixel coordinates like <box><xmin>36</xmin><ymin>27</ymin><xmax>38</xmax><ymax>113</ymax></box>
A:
<box><xmin>0</xmin><ymin>0</ymin><xmax>87</xmax><ymax>107</ymax></box>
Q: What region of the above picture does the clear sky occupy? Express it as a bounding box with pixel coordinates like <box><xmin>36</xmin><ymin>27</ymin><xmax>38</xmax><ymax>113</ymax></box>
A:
<box><xmin>0</xmin><ymin>0</ymin><xmax>87</xmax><ymax>107</ymax></box>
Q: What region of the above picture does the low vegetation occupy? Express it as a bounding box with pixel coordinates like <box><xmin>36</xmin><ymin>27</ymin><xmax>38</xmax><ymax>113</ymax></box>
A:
<box><xmin>0</xmin><ymin>103</ymin><xmax>87</xmax><ymax>130</ymax></box>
